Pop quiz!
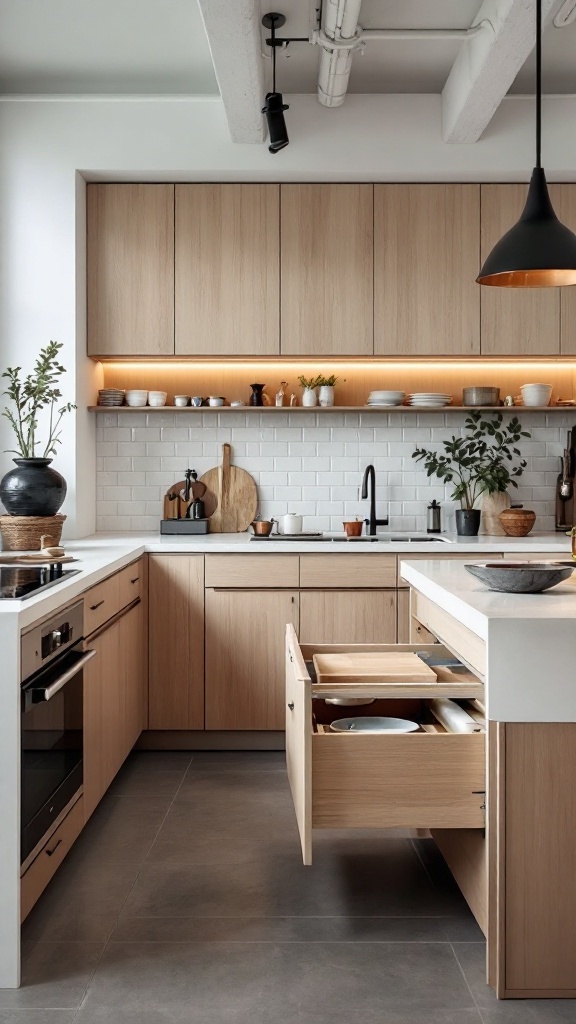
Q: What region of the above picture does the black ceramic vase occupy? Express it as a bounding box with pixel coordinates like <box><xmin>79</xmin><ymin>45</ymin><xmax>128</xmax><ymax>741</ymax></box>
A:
<box><xmin>249</xmin><ymin>384</ymin><xmax>265</xmax><ymax>407</ymax></box>
<box><xmin>455</xmin><ymin>508</ymin><xmax>481</xmax><ymax>537</ymax></box>
<box><xmin>0</xmin><ymin>458</ymin><xmax>67</xmax><ymax>516</ymax></box>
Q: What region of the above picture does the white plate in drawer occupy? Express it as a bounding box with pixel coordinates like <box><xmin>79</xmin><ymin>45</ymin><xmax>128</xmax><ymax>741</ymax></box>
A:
<box><xmin>329</xmin><ymin>716</ymin><xmax>420</xmax><ymax>734</ymax></box>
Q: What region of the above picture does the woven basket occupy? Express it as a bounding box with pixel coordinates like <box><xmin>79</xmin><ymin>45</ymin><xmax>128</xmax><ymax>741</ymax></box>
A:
<box><xmin>0</xmin><ymin>514</ymin><xmax>66</xmax><ymax>551</ymax></box>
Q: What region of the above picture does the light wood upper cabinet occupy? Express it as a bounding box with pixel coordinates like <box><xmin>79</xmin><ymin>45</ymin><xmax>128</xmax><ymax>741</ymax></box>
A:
<box><xmin>550</xmin><ymin>185</ymin><xmax>576</xmax><ymax>355</ymax></box>
<box><xmin>205</xmin><ymin>588</ymin><xmax>299</xmax><ymax>730</ymax></box>
<box><xmin>299</xmin><ymin>590</ymin><xmax>397</xmax><ymax>644</ymax></box>
<box><xmin>87</xmin><ymin>184</ymin><xmax>175</xmax><ymax>356</ymax></box>
<box><xmin>280</xmin><ymin>184</ymin><xmax>373</xmax><ymax>355</ymax></box>
<box><xmin>374</xmin><ymin>185</ymin><xmax>480</xmax><ymax>356</ymax></box>
<box><xmin>175</xmin><ymin>185</ymin><xmax>280</xmax><ymax>356</ymax></box>
<box><xmin>480</xmin><ymin>185</ymin><xmax>560</xmax><ymax>355</ymax></box>
<box><xmin>148</xmin><ymin>555</ymin><xmax>205</xmax><ymax>730</ymax></box>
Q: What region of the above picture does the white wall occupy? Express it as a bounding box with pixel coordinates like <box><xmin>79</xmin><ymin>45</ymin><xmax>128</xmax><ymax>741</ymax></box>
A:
<box><xmin>1</xmin><ymin>93</ymin><xmax>576</xmax><ymax>535</ymax></box>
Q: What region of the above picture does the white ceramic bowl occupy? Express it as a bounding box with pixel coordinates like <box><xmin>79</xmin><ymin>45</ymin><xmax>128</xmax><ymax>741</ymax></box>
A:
<box><xmin>208</xmin><ymin>396</ymin><xmax>225</xmax><ymax>407</ymax></box>
<box><xmin>330</xmin><ymin>716</ymin><xmax>420</xmax><ymax>734</ymax></box>
<box><xmin>148</xmin><ymin>390</ymin><xmax>167</xmax><ymax>408</ymax></box>
<box><xmin>125</xmin><ymin>390</ymin><xmax>148</xmax><ymax>407</ymax></box>
<box><xmin>520</xmin><ymin>383</ymin><xmax>552</xmax><ymax>407</ymax></box>
<box><xmin>174</xmin><ymin>395</ymin><xmax>190</xmax><ymax>407</ymax></box>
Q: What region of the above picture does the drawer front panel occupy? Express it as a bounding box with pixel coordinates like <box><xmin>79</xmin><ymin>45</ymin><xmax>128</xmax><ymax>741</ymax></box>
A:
<box><xmin>412</xmin><ymin>591</ymin><xmax>486</xmax><ymax>677</ymax></box>
<box><xmin>21</xmin><ymin>796</ymin><xmax>84</xmax><ymax>921</ymax></box>
<box><xmin>300</xmin><ymin>554</ymin><xmax>395</xmax><ymax>589</ymax></box>
<box><xmin>117</xmin><ymin>559</ymin><xmax>142</xmax><ymax>608</ymax></box>
<box><xmin>311</xmin><ymin>732</ymin><xmax>485</xmax><ymax>829</ymax></box>
<box><xmin>84</xmin><ymin>573</ymin><xmax>121</xmax><ymax>636</ymax></box>
<box><xmin>205</xmin><ymin>554</ymin><xmax>299</xmax><ymax>588</ymax></box>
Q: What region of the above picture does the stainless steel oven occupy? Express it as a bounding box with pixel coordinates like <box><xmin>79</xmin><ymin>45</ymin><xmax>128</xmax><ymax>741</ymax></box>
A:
<box><xmin>20</xmin><ymin>601</ymin><xmax>96</xmax><ymax>865</ymax></box>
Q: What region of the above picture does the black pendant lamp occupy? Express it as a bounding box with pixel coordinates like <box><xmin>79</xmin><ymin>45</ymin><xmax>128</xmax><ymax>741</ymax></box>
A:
<box><xmin>261</xmin><ymin>13</ymin><xmax>289</xmax><ymax>154</ymax></box>
<box><xmin>477</xmin><ymin>0</ymin><xmax>576</xmax><ymax>287</ymax></box>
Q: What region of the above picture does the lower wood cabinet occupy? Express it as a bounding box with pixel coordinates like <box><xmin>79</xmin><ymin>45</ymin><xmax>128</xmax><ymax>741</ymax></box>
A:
<box><xmin>205</xmin><ymin>589</ymin><xmax>299</xmax><ymax>730</ymax></box>
<box><xmin>148</xmin><ymin>555</ymin><xmax>204</xmax><ymax>730</ymax></box>
<box><xmin>298</xmin><ymin>590</ymin><xmax>397</xmax><ymax>644</ymax></box>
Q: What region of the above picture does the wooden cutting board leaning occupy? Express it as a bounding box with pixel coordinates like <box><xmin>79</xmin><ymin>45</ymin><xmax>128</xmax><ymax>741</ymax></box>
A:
<box><xmin>313</xmin><ymin>652</ymin><xmax>438</xmax><ymax>684</ymax></box>
<box><xmin>200</xmin><ymin>443</ymin><xmax>258</xmax><ymax>533</ymax></box>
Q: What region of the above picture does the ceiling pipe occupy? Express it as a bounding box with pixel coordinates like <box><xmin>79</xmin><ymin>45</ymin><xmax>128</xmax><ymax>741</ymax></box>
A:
<box><xmin>315</xmin><ymin>3</ymin><xmax>489</xmax><ymax>109</ymax></box>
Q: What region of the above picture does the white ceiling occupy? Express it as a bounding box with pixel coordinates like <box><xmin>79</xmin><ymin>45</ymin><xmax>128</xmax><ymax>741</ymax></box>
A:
<box><xmin>0</xmin><ymin>0</ymin><xmax>574</xmax><ymax>97</ymax></box>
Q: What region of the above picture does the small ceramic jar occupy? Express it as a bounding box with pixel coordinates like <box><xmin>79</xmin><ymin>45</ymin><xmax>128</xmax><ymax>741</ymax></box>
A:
<box><xmin>148</xmin><ymin>390</ymin><xmax>167</xmax><ymax>408</ymax></box>
<box><xmin>174</xmin><ymin>395</ymin><xmax>190</xmax><ymax>407</ymax></box>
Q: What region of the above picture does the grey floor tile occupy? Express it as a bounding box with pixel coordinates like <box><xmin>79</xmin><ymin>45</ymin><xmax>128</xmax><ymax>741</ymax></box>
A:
<box><xmin>188</xmin><ymin>752</ymin><xmax>285</xmax><ymax>773</ymax></box>
<box><xmin>80</xmin><ymin>941</ymin><xmax>476</xmax><ymax>1018</ymax></box>
<box><xmin>67</xmin><ymin>797</ymin><xmax>167</xmax><ymax>865</ymax></box>
<box><xmin>75</xmin><ymin>1008</ymin><xmax>482</xmax><ymax>1024</ymax></box>
<box><xmin>0</xmin><ymin>1013</ymin><xmax>76</xmax><ymax>1023</ymax></box>
<box><xmin>107</xmin><ymin>752</ymin><xmax>192</xmax><ymax>801</ymax></box>
<box><xmin>120</xmin><ymin>841</ymin><xmax>452</xmax><ymax>921</ymax></box>
<box><xmin>22</xmin><ymin>862</ymin><xmax>140</xmax><ymax>943</ymax></box>
<box><xmin>453</xmin><ymin>944</ymin><xmax>576</xmax><ymax>1022</ymax></box>
<box><xmin>0</xmin><ymin>943</ymin><xmax>103</xmax><ymax>1010</ymax></box>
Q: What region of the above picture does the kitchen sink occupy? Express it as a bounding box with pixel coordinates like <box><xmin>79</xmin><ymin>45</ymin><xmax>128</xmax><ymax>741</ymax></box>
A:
<box><xmin>251</xmin><ymin>534</ymin><xmax>453</xmax><ymax>543</ymax></box>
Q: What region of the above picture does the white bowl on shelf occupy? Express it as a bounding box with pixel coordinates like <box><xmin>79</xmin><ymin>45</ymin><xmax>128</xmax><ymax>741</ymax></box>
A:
<box><xmin>148</xmin><ymin>390</ymin><xmax>167</xmax><ymax>407</ymax></box>
<box><xmin>125</xmin><ymin>389</ymin><xmax>148</xmax><ymax>407</ymax></box>
<box><xmin>520</xmin><ymin>383</ymin><xmax>552</xmax><ymax>407</ymax></box>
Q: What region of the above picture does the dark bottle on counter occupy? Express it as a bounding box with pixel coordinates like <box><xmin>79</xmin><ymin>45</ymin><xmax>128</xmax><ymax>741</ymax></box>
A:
<box><xmin>427</xmin><ymin>500</ymin><xmax>442</xmax><ymax>534</ymax></box>
<box><xmin>555</xmin><ymin>427</ymin><xmax>576</xmax><ymax>532</ymax></box>
<box><xmin>249</xmin><ymin>383</ymin><xmax>265</xmax><ymax>406</ymax></box>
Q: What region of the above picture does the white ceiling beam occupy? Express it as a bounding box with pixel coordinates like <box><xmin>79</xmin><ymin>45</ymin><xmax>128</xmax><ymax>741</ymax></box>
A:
<box><xmin>197</xmin><ymin>0</ymin><xmax>265</xmax><ymax>144</ymax></box>
<box><xmin>442</xmin><ymin>0</ymin><xmax>556</xmax><ymax>144</ymax></box>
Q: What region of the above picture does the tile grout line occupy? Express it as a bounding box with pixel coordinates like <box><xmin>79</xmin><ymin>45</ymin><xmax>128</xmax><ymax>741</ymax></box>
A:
<box><xmin>450</xmin><ymin>941</ymin><xmax>486</xmax><ymax>1022</ymax></box>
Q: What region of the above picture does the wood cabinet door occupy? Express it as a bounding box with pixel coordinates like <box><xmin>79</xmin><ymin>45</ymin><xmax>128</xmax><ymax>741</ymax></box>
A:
<box><xmin>148</xmin><ymin>555</ymin><xmax>205</xmax><ymax>730</ymax></box>
<box><xmin>298</xmin><ymin>590</ymin><xmax>397</xmax><ymax>644</ymax></box>
<box><xmin>280</xmin><ymin>184</ymin><xmax>373</xmax><ymax>355</ymax></box>
<box><xmin>87</xmin><ymin>184</ymin><xmax>175</xmax><ymax>356</ymax></box>
<box><xmin>205</xmin><ymin>589</ymin><xmax>299</xmax><ymax>730</ymax></box>
<box><xmin>175</xmin><ymin>184</ymin><xmax>280</xmax><ymax>356</ymax></box>
<box><xmin>480</xmin><ymin>185</ymin><xmax>560</xmax><ymax>355</ymax></box>
<box><xmin>119</xmin><ymin>602</ymin><xmax>146</xmax><ymax>756</ymax></box>
<box><xmin>550</xmin><ymin>185</ymin><xmax>576</xmax><ymax>355</ymax></box>
<box><xmin>374</xmin><ymin>185</ymin><xmax>480</xmax><ymax>356</ymax></box>
<box><xmin>83</xmin><ymin>620</ymin><xmax>122</xmax><ymax>820</ymax></box>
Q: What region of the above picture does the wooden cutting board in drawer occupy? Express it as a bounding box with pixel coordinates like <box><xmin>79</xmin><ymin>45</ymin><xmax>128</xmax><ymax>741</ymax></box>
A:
<box><xmin>313</xmin><ymin>651</ymin><xmax>437</xmax><ymax>684</ymax></box>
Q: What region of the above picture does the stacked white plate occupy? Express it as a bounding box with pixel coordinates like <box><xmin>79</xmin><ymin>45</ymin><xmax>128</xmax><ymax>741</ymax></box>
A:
<box><xmin>366</xmin><ymin>390</ymin><xmax>405</xmax><ymax>407</ymax></box>
<box><xmin>97</xmin><ymin>388</ymin><xmax>125</xmax><ymax>407</ymax></box>
<box><xmin>408</xmin><ymin>393</ymin><xmax>452</xmax><ymax>408</ymax></box>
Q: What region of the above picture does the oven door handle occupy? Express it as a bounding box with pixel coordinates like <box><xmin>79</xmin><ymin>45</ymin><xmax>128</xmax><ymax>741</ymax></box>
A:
<box><xmin>30</xmin><ymin>648</ymin><xmax>97</xmax><ymax>702</ymax></box>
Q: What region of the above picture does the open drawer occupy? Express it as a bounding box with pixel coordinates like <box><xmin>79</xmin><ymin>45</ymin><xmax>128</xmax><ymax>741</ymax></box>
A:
<box><xmin>285</xmin><ymin>624</ymin><xmax>486</xmax><ymax>864</ymax></box>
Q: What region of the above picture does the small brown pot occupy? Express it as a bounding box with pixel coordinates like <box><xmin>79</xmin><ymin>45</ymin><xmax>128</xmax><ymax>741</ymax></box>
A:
<box><xmin>343</xmin><ymin>520</ymin><xmax>363</xmax><ymax>537</ymax></box>
<box><xmin>250</xmin><ymin>519</ymin><xmax>275</xmax><ymax>537</ymax></box>
<box><xmin>498</xmin><ymin>508</ymin><xmax>536</xmax><ymax>537</ymax></box>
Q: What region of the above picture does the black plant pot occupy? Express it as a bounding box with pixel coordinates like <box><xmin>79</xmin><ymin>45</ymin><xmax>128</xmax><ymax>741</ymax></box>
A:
<box><xmin>455</xmin><ymin>508</ymin><xmax>481</xmax><ymax>537</ymax></box>
<box><xmin>0</xmin><ymin>458</ymin><xmax>67</xmax><ymax>516</ymax></box>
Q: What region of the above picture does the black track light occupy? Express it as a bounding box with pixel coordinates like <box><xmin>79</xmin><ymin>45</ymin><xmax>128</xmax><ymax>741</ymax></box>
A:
<box><xmin>262</xmin><ymin>13</ymin><xmax>289</xmax><ymax>154</ymax></box>
<box><xmin>477</xmin><ymin>0</ymin><xmax>576</xmax><ymax>287</ymax></box>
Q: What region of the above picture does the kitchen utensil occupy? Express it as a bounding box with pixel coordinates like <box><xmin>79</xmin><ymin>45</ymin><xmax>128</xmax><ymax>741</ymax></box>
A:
<box><xmin>251</xmin><ymin>519</ymin><xmax>276</xmax><ymax>536</ymax></box>
<box><xmin>464</xmin><ymin>561</ymin><xmax>574</xmax><ymax>593</ymax></box>
<box><xmin>520</xmin><ymin>383</ymin><xmax>553</xmax><ymax>407</ymax></box>
<box><xmin>329</xmin><ymin>717</ymin><xmax>420</xmax><ymax>734</ymax></box>
<box><xmin>39</xmin><ymin>535</ymin><xmax>65</xmax><ymax>557</ymax></box>
<box><xmin>281</xmin><ymin>513</ymin><xmax>303</xmax><ymax>535</ymax></box>
<box><xmin>208</xmin><ymin>396</ymin><xmax>225</xmax><ymax>407</ymax></box>
<box><xmin>343</xmin><ymin>520</ymin><xmax>363</xmax><ymax>537</ymax></box>
<box><xmin>249</xmin><ymin>384</ymin><xmax>265</xmax><ymax>407</ymax></box>
<box><xmin>430</xmin><ymin>698</ymin><xmax>482</xmax><ymax>734</ymax></box>
<box><xmin>200</xmin><ymin>443</ymin><xmax>258</xmax><ymax>533</ymax></box>
<box><xmin>174</xmin><ymin>395</ymin><xmax>190</xmax><ymax>407</ymax></box>
<box><xmin>499</xmin><ymin>508</ymin><xmax>536</xmax><ymax>536</ymax></box>
<box><xmin>191</xmin><ymin>397</ymin><xmax>203</xmax><ymax>407</ymax></box>
<box><xmin>324</xmin><ymin>696</ymin><xmax>376</xmax><ymax>706</ymax></box>
<box><xmin>427</xmin><ymin>500</ymin><xmax>442</xmax><ymax>534</ymax></box>
<box><xmin>162</xmin><ymin>474</ymin><xmax>206</xmax><ymax>520</ymax></box>
<box><xmin>0</xmin><ymin>554</ymin><xmax>77</xmax><ymax>565</ymax></box>
<box><xmin>313</xmin><ymin>652</ymin><xmax>437</xmax><ymax>684</ymax></box>
<box><xmin>125</xmin><ymin>390</ymin><xmax>148</xmax><ymax>407</ymax></box>
<box><xmin>97</xmin><ymin>389</ymin><xmax>125</xmax><ymax>407</ymax></box>
<box><xmin>148</xmin><ymin>391</ymin><xmax>167</xmax><ymax>408</ymax></box>
<box><xmin>462</xmin><ymin>386</ymin><xmax>500</xmax><ymax>406</ymax></box>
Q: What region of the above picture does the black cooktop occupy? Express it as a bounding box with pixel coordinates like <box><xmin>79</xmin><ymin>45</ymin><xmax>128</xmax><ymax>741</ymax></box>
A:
<box><xmin>0</xmin><ymin>565</ymin><xmax>80</xmax><ymax>600</ymax></box>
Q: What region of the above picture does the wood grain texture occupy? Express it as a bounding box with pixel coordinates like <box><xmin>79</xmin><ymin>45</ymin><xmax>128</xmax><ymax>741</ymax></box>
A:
<box><xmin>204</xmin><ymin>554</ymin><xmax>299</xmax><ymax>588</ymax></box>
<box><xmin>83</xmin><ymin>620</ymin><xmax>122</xmax><ymax>820</ymax></box>
<box><xmin>397</xmin><ymin>589</ymin><xmax>410</xmax><ymax>643</ymax></box>
<box><xmin>312</xmin><ymin>731</ymin><xmax>485</xmax><ymax>829</ymax></box>
<box><xmin>412</xmin><ymin>591</ymin><xmax>486</xmax><ymax>677</ymax></box>
<box><xmin>505</xmin><ymin>723</ymin><xmax>576</xmax><ymax>993</ymax></box>
<box><xmin>119</xmin><ymin>602</ymin><xmax>146</xmax><ymax>755</ymax></box>
<box><xmin>488</xmin><ymin>721</ymin><xmax>506</xmax><ymax>997</ymax></box>
<box><xmin>480</xmin><ymin>185</ymin><xmax>560</xmax><ymax>355</ymax></box>
<box><xmin>313</xmin><ymin>651</ymin><xmax>437</xmax><ymax>684</ymax></box>
<box><xmin>300</xmin><ymin>554</ymin><xmax>395</xmax><ymax>589</ymax></box>
<box><xmin>200</xmin><ymin>444</ymin><xmax>258</xmax><ymax>533</ymax></box>
<box><xmin>285</xmin><ymin>624</ymin><xmax>312</xmax><ymax>864</ymax></box>
<box><xmin>175</xmin><ymin>184</ymin><xmax>280</xmax><ymax>355</ymax></box>
<box><xmin>431</xmin><ymin>828</ymin><xmax>487</xmax><ymax>936</ymax></box>
<box><xmin>117</xmin><ymin>559</ymin><xmax>143</xmax><ymax>610</ymax></box>
<box><xmin>84</xmin><ymin>572</ymin><xmax>121</xmax><ymax>637</ymax></box>
<box><xmin>280</xmin><ymin>184</ymin><xmax>373</xmax><ymax>355</ymax></box>
<box><xmin>205</xmin><ymin>589</ymin><xmax>299</xmax><ymax>730</ymax></box>
<box><xmin>148</xmin><ymin>555</ymin><xmax>205</xmax><ymax>730</ymax></box>
<box><xmin>299</xmin><ymin>590</ymin><xmax>397</xmax><ymax>645</ymax></box>
<box><xmin>87</xmin><ymin>184</ymin><xmax>174</xmax><ymax>356</ymax></box>
<box><xmin>374</xmin><ymin>185</ymin><xmax>480</xmax><ymax>356</ymax></box>
<box><xmin>551</xmin><ymin>185</ymin><xmax>576</xmax><ymax>355</ymax></box>
<box><xmin>20</xmin><ymin>797</ymin><xmax>84</xmax><ymax>921</ymax></box>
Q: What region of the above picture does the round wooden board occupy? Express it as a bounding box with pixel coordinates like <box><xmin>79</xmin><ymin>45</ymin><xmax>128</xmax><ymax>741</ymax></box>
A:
<box><xmin>200</xmin><ymin>443</ymin><xmax>258</xmax><ymax>533</ymax></box>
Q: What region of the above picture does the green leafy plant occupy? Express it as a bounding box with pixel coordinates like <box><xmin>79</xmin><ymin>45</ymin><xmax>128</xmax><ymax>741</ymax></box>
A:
<box><xmin>412</xmin><ymin>411</ymin><xmax>530</xmax><ymax>510</ymax></box>
<box><xmin>2</xmin><ymin>341</ymin><xmax>76</xmax><ymax>459</ymax></box>
<box><xmin>297</xmin><ymin>375</ymin><xmax>323</xmax><ymax>390</ymax></box>
<box><xmin>317</xmin><ymin>374</ymin><xmax>344</xmax><ymax>387</ymax></box>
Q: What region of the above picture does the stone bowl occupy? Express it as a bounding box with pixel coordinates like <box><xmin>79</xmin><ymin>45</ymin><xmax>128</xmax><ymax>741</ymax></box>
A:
<box><xmin>465</xmin><ymin>561</ymin><xmax>574</xmax><ymax>594</ymax></box>
<box><xmin>498</xmin><ymin>508</ymin><xmax>536</xmax><ymax>537</ymax></box>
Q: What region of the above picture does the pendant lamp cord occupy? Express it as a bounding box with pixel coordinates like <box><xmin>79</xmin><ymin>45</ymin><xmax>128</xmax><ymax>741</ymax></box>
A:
<box><xmin>536</xmin><ymin>0</ymin><xmax>542</xmax><ymax>168</ymax></box>
<box><xmin>271</xmin><ymin>16</ymin><xmax>277</xmax><ymax>93</ymax></box>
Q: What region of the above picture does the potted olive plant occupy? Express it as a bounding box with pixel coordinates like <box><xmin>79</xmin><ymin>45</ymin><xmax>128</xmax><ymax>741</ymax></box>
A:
<box><xmin>412</xmin><ymin>411</ymin><xmax>529</xmax><ymax>536</ymax></box>
<box><xmin>1</xmin><ymin>341</ymin><xmax>75</xmax><ymax>518</ymax></box>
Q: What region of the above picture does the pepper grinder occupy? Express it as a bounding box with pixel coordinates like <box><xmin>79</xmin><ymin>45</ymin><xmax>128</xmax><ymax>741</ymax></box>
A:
<box><xmin>427</xmin><ymin>500</ymin><xmax>442</xmax><ymax>534</ymax></box>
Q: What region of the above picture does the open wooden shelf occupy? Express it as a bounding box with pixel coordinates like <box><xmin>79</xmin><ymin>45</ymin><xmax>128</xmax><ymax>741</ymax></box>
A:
<box><xmin>89</xmin><ymin>404</ymin><xmax>571</xmax><ymax>413</ymax></box>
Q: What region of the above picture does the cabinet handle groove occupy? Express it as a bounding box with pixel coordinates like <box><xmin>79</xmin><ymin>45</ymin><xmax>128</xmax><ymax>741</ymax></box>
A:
<box><xmin>130</xmin><ymin>577</ymin><xmax>139</xmax><ymax>584</ymax></box>
<box><xmin>46</xmin><ymin>839</ymin><xmax>63</xmax><ymax>857</ymax></box>
<box><xmin>90</xmin><ymin>600</ymin><xmax>105</xmax><ymax>610</ymax></box>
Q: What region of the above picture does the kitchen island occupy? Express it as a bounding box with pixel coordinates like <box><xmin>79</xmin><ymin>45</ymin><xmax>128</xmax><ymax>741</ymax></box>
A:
<box><xmin>400</xmin><ymin>558</ymin><xmax>576</xmax><ymax>999</ymax></box>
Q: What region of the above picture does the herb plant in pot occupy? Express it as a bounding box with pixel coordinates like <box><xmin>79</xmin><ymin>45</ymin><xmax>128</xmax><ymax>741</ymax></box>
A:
<box><xmin>1</xmin><ymin>341</ymin><xmax>76</xmax><ymax>523</ymax></box>
<box><xmin>317</xmin><ymin>375</ymin><xmax>344</xmax><ymax>407</ymax></box>
<box><xmin>412</xmin><ymin>412</ymin><xmax>529</xmax><ymax>537</ymax></box>
<box><xmin>298</xmin><ymin>375</ymin><xmax>323</xmax><ymax>408</ymax></box>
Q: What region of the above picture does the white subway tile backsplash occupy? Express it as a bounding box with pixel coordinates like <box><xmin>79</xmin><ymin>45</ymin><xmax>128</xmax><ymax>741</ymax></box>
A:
<box><xmin>96</xmin><ymin>409</ymin><xmax>560</xmax><ymax>533</ymax></box>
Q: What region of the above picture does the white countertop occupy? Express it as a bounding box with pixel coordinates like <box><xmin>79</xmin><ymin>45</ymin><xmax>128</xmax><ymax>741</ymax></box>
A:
<box><xmin>400</xmin><ymin>558</ymin><xmax>576</xmax><ymax>723</ymax></box>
